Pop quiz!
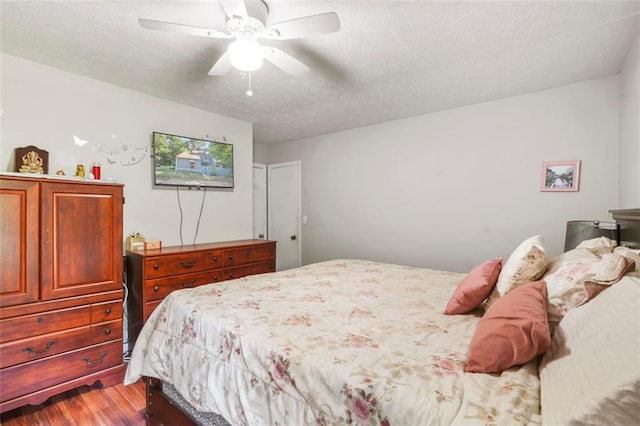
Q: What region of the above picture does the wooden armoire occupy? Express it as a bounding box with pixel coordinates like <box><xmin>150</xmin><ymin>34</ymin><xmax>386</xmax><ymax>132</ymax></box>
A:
<box><xmin>0</xmin><ymin>174</ymin><xmax>124</xmax><ymax>413</ymax></box>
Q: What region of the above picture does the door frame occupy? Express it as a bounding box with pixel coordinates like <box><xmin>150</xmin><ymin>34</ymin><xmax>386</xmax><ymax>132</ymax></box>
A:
<box><xmin>252</xmin><ymin>163</ymin><xmax>267</xmax><ymax>240</ymax></box>
<box><xmin>268</xmin><ymin>161</ymin><xmax>301</xmax><ymax>270</ymax></box>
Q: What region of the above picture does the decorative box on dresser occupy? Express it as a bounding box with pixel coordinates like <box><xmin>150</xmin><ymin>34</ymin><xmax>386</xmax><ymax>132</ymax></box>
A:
<box><xmin>126</xmin><ymin>239</ymin><xmax>276</xmax><ymax>350</ymax></box>
<box><xmin>0</xmin><ymin>174</ymin><xmax>124</xmax><ymax>413</ymax></box>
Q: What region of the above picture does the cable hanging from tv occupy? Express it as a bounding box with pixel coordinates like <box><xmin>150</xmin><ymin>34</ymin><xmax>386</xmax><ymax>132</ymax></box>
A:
<box><xmin>176</xmin><ymin>186</ymin><xmax>208</xmax><ymax>246</ymax></box>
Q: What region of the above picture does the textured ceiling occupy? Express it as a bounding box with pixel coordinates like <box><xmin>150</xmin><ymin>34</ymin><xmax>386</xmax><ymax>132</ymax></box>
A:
<box><xmin>2</xmin><ymin>1</ymin><xmax>640</xmax><ymax>144</ymax></box>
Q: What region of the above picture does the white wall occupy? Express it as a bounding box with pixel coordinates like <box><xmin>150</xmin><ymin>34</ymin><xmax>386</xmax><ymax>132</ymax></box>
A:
<box><xmin>1</xmin><ymin>54</ymin><xmax>254</xmax><ymax>246</ymax></box>
<box><xmin>253</xmin><ymin>142</ymin><xmax>269</xmax><ymax>165</ymax></box>
<box><xmin>619</xmin><ymin>32</ymin><xmax>640</xmax><ymax>208</ymax></box>
<box><xmin>267</xmin><ymin>77</ymin><xmax>620</xmax><ymax>272</ymax></box>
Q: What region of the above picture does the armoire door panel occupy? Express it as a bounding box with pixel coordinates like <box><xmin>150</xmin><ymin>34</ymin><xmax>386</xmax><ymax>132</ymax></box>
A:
<box><xmin>55</xmin><ymin>194</ymin><xmax>112</xmax><ymax>284</ymax></box>
<box><xmin>0</xmin><ymin>179</ymin><xmax>40</xmax><ymax>307</ymax></box>
<box><xmin>40</xmin><ymin>183</ymin><xmax>123</xmax><ymax>301</ymax></box>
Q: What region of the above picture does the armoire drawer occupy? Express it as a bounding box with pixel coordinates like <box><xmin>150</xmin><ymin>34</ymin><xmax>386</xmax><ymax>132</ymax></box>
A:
<box><xmin>0</xmin><ymin>339</ymin><xmax>123</xmax><ymax>402</ymax></box>
<box><xmin>144</xmin><ymin>250</ymin><xmax>223</xmax><ymax>279</ymax></box>
<box><xmin>223</xmin><ymin>244</ymin><xmax>276</xmax><ymax>267</ymax></box>
<box><xmin>91</xmin><ymin>300</ymin><xmax>123</xmax><ymax>323</ymax></box>
<box><xmin>0</xmin><ymin>320</ymin><xmax>122</xmax><ymax>369</ymax></box>
<box><xmin>0</xmin><ymin>305</ymin><xmax>93</xmax><ymax>344</ymax></box>
<box><xmin>144</xmin><ymin>270</ymin><xmax>224</xmax><ymax>302</ymax></box>
<box><xmin>225</xmin><ymin>261</ymin><xmax>276</xmax><ymax>280</ymax></box>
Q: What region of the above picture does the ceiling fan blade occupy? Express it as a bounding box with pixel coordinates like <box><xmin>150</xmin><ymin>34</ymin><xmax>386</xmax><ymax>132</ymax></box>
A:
<box><xmin>139</xmin><ymin>18</ymin><xmax>231</xmax><ymax>39</ymax></box>
<box><xmin>264</xmin><ymin>47</ymin><xmax>310</xmax><ymax>77</ymax></box>
<box><xmin>220</xmin><ymin>0</ymin><xmax>248</xmax><ymax>19</ymax></box>
<box><xmin>209</xmin><ymin>51</ymin><xmax>233</xmax><ymax>76</ymax></box>
<box><xmin>266</xmin><ymin>12</ymin><xmax>340</xmax><ymax>40</ymax></box>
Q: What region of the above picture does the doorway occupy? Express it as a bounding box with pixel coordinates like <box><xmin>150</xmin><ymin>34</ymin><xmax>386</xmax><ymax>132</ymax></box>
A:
<box><xmin>268</xmin><ymin>161</ymin><xmax>301</xmax><ymax>271</ymax></box>
<box><xmin>252</xmin><ymin>163</ymin><xmax>267</xmax><ymax>240</ymax></box>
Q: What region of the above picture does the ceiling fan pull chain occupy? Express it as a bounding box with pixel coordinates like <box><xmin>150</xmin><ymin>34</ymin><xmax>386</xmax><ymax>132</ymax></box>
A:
<box><xmin>246</xmin><ymin>72</ymin><xmax>254</xmax><ymax>97</ymax></box>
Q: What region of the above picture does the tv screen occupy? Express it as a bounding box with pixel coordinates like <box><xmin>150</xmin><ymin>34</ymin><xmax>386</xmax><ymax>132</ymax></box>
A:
<box><xmin>151</xmin><ymin>131</ymin><xmax>234</xmax><ymax>189</ymax></box>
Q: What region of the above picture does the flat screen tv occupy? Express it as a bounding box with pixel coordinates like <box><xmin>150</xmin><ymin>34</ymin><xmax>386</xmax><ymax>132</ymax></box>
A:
<box><xmin>151</xmin><ymin>131</ymin><xmax>234</xmax><ymax>189</ymax></box>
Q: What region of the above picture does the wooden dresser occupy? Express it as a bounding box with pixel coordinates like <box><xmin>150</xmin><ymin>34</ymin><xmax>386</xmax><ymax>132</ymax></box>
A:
<box><xmin>0</xmin><ymin>174</ymin><xmax>124</xmax><ymax>413</ymax></box>
<box><xmin>125</xmin><ymin>239</ymin><xmax>276</xmax><ymax>349</ymax></box>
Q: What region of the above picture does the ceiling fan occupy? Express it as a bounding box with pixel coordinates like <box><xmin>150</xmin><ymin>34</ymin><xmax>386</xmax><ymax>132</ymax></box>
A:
<box><xmin>139</xmin><ymin>0</ymin><xmax>340</xmax><ymax>77</ymax></box>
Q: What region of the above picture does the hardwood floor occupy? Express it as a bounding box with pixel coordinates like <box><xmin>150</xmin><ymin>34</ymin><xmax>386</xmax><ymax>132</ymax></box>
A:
<box><xmin>0</xmin><ymin>380</ymin><xmax>146</xmax><ymax>426</ymax></box>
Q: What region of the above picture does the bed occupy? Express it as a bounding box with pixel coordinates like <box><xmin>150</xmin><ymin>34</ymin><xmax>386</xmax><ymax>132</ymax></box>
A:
<box><xmin>125</xmin><ymin>209</ymin><xmax>640</xmax><ymax>425</ymax></box>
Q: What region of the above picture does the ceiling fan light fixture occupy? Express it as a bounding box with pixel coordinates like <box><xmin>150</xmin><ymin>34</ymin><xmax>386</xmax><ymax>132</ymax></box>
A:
<box><xmin>228</xmin><ymin>39</ymin><xmax>264</xmax><ymax>72</ymax></box>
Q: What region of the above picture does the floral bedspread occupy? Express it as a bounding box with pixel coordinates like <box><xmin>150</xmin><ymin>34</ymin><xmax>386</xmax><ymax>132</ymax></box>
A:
<box><xmin>125</xmin><ymin>259</ymin><xmax>541</xmax><ymax>425</ymax></box>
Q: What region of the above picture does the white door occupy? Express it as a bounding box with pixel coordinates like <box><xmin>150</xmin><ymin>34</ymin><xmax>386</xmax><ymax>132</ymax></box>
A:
<box><xmin>252</xmin><ymin>163</ymin><xmax>267</xmax><ymax>240</ymax></box>
<box><xmin>268</xmin><ymin>161</ymin><xmax>301</xmax><ymax>271</ymax></box>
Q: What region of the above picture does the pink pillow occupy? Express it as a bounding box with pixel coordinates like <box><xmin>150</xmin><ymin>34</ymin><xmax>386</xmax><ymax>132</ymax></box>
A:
<box><xmin>444</xmin><ymin>258</ymin><xmax>503</xmax><ymax>315</ymax></box>
<box><xmin>465</xmin><ymin>280</ymin><xmax>551</xmax><ymax>373</ymax></box>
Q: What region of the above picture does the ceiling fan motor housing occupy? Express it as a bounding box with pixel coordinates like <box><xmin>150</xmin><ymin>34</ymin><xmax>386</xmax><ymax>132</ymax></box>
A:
<box><xmin>228</xmin><ymin>0</ymin><xmax>269</xmax><ymax>37</ymax></box>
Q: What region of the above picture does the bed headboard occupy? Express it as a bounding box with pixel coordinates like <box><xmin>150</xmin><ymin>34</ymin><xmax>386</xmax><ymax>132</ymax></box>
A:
<box><xmin>610</xmin><ymin>208</ymin><xmax>640</xmax><ymax>249</ymax></box>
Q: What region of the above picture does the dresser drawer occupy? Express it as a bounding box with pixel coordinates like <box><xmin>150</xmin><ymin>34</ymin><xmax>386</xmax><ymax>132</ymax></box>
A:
<box><xmin>144</xmin><ymin>300</ymin><xmax>163</xmax><ymax>322</ymax></box>
<box><xmin>224</xmin><ymin>243</ymin><xmax>276</xmax><ymax>267</ymax></box>
<box><xmin>144</xmin><ymin>270</ymin><xmax>223</xmax><ymax>302</ymax></box>
<box><xmin>144</xmin><ymin>250</ymin><xmax>223</xmax><ymax>279</ymax></box>
<box><xmin>0</xmin><ymin>320</ymin><xmax>122</xmax><ymax>369</ymax></box>
<box><xmin>225</xmin><ymin>261</ymin><xmax>276</xmax><ymax>280</ymax></box>
<box><xmin>0</xmin><ymin>339</ymin><xmax>123</xmax><ymax>401</ymax></box>
<box><xmin>0</xmin><ymin>305</ymin><xmax>92</xmax><ymax>344</ymax></box>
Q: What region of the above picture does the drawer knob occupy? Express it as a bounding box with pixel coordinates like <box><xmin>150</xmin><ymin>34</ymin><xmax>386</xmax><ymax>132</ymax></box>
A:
<box><xmin>228</xmin><ymin>273</ymin><xmax>233</xmax><ymax>279</ymax></box>
<box><xmin>37</xmin><ymin>317</ymin><xmax>44</xmax><ymax>323</ymax></box>
<box><xmin>105</xmin><ymin>328</ymin><xmax>111</xmax><ymax>335</ymax></box>
<box><xmin>82</xmin><ymin>351</ymin><xmax>108</xmax><ymax>366</ymax></box>
<box><xmin>213</xmin><ymin>276</ymin><xmax>218</xmax><ymax>282</ymax></box>
<box><xmin>105</xmin><ymin>308</ymin><xmax>112</xmax><ymax>315</ymax></box>
<box><xmin>180</xmin><ymin>260</ymin><xmax>196</xmax><ymax>268</ymax></box>
<box><xmin>23</xmin><ymin>340</ymin><xmax>57</xmax><ymax>355</ymax></box>
<box><xmin>213</xmin><ymin>256</ymin><xmax>218</xmax><ymax>262</ymax></box>
<box><xmin>153</xmin><ymin>263</ymin><xmax>159</xmax><ymax>270</ymax></box>
<box><xmin>269</xmin><ymin>264</ymin><xmax>274</xmax><ymax>270</ymax></box>
<box><xmin>269</xmin><ymin>248</ymin><xmax>274</xmax><ymax>254</ymax></box>
<box><xmin>228</xmin><ymin>255</ymin><xmax>233</xmax><ymax>261</ymax></box>
<box><xmin>154</xmin><ymin>285</ymin><xmax>159</xmax><ymax>292</ymax></box>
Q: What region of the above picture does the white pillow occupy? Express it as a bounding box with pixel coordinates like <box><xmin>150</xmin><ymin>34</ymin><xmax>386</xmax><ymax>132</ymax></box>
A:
<box><xmin>495</xmin><ymin>235</ymin><xmax>546</xmax><ymax>296</ymax></box>
<box><xmin>539</xmin><ymin>275</ymin><xmax>640</xmax><ymax>425</ymax></box>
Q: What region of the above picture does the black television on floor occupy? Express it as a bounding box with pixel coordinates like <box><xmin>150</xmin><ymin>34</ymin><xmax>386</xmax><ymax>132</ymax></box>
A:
<box><xmin>151</xmin><ymin>131</ymin><xmax>234</xmax><ymax>189</ymax></box>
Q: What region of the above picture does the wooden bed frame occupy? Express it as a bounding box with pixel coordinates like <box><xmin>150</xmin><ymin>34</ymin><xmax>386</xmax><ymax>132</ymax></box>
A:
<box><xmin>142</xmin><ymin>208</ymin><xmax>640</xmax><ymax>426</ymax></box>
<box><xmin>145</xmin><ymin>378</ymin><xmax>198</xmax><ymax>425</ymax></box>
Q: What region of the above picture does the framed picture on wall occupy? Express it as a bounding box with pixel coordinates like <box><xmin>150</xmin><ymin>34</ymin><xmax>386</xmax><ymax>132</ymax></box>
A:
<box><xmin>541</xmin><ymin>160</ymin><xmax>580</xmax><ymax>192</ymax></box>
